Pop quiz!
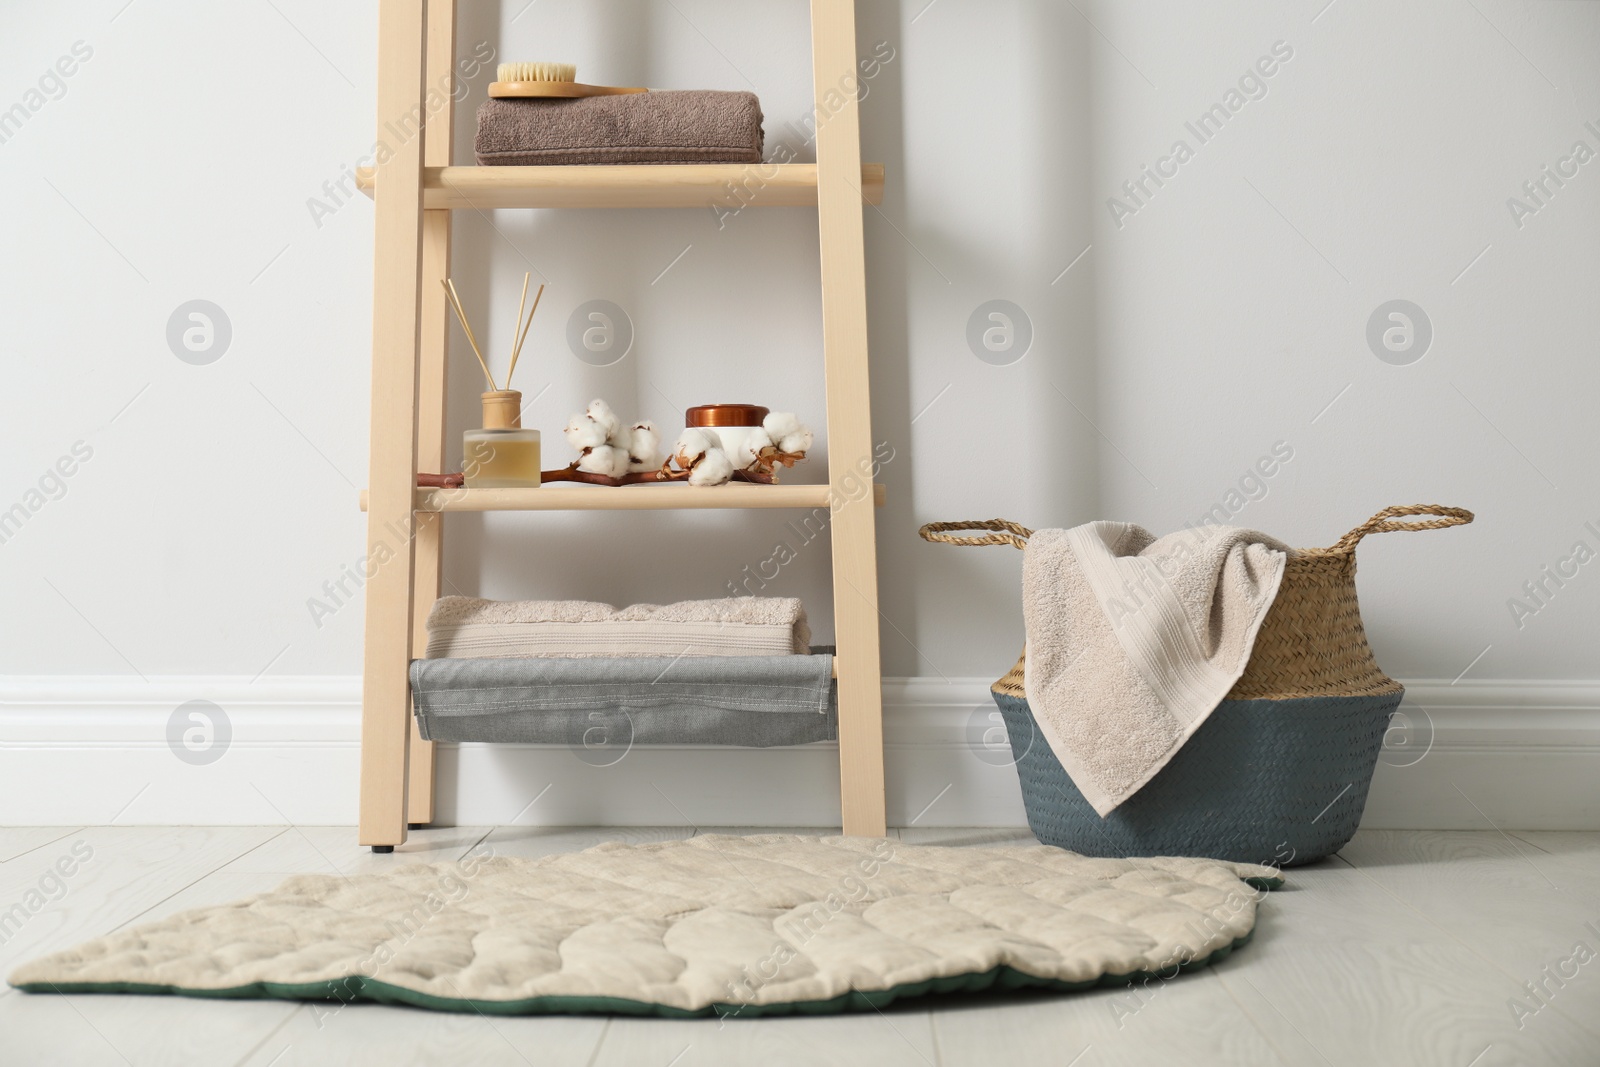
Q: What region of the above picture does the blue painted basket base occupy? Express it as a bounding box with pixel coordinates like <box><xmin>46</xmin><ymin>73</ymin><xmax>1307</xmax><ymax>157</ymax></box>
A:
<box><xmin>993</xmin><ymin>690</ymin><xmax>1401</xmax><ymax>867</ymax></box>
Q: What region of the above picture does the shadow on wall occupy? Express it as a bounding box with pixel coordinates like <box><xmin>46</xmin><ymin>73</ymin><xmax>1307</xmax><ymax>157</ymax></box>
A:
<box><xmin>444</xmin><ymin>1</ymin><xmax>661</xmax><ymax>597</ymax></box>
<box><xmin>882</xmin><ymin>0</ymin><xmax>1100</xmax><ymax>676</ymax></box>
<box><xmin>1022</xmin><ymin>0</ymin><xmax>1102</xmax><ymax>528</ymax></box>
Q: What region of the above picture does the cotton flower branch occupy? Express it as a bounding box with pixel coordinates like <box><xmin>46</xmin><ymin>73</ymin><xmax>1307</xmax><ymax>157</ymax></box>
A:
<box><xmin>662</xmin><ymin>411</ymin><xmax>816</xmax><ymax>486</ymax></box>
<box><xmin>543</xmin><ymin>400</ymin><xmax>816</xmax><ymax>487</ymax></box>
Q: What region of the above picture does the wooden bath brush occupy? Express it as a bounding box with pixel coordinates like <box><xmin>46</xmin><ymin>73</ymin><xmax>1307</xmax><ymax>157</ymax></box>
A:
<box><xmin>489</xmin><ymin>62</ymin><xmax>647</xmax><ymax>99</ymax></box>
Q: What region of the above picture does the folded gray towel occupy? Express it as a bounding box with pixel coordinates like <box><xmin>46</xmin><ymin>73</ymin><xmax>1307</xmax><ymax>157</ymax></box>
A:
<box><xmin>410</xmin><ymin>652</ymin><xmax>837</xmax><ymax>747</ymax></box>
<box><xmin>475</xmin><ymin>90</ymin><xmax>764</xmax><ymax>166</ymax></box>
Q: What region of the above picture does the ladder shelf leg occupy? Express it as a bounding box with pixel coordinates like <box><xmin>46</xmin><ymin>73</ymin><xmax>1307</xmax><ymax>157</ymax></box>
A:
<box><xmin>404</xmin><ymin>0</ymin><xmax>457</xmax><ymax>831</ymax></box>
<box><xmin>812</xmin><ymin>0</ymin><xmax>887</xmax><ymax>837</ymax></box>
<box><xmin>359</xmin><ymin>0</ymin><xmax>430</xmax><ymax>850</ymax></box>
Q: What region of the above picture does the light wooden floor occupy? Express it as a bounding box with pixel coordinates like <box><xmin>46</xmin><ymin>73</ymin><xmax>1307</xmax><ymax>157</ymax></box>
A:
<box><xmin>1</xmin><ymin>827</ymin><xmax>1596</xmax><ymax>1066</ymax></box>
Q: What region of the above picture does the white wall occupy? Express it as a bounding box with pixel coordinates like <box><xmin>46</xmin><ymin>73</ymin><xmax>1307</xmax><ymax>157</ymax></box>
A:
<box><xmin>3</xmin><ymin>1</ymin><xmax>1598</xmax><ymax>825</ymax></box>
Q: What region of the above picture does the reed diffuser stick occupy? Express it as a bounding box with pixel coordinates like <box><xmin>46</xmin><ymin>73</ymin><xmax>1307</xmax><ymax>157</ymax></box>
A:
<box><xmin>507</xmin><ymin>283</ymin><xmax>545</xmax><ymax>389</ymax></box>
<box><xmin>442</xmin><ymin>279</ymin><xmax>497</xmax><ymax>391</ymax></box>
<box><xmin>510</xmin><ymin>272</ymin><xmax>530</xmax><ymax>365</ymax></box>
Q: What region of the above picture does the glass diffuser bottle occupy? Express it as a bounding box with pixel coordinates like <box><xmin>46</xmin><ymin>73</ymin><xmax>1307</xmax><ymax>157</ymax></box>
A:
<box><xmin>463</xmin><ymin>390</ymin><xmax>541</xmax><ymax>488</ymax></box>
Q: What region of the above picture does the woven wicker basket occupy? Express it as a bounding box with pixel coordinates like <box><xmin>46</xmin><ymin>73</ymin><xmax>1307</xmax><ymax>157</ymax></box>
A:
<box><xmin>920</xmin><ymin>505</ymin><xmax>1472</xmax><ymax>866</ymax></box>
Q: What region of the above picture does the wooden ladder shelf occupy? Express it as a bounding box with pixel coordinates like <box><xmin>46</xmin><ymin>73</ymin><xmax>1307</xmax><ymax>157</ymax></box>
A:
<box><xmin>357</xmin><ymin>0</ymin><xmax>887</xmax><ymax>850</ymax></box>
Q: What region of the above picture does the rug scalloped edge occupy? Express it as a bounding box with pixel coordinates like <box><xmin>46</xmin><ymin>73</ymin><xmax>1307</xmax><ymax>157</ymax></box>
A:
<box><xmin>12</xmin><ymin>904</ymin><xmax>1277</xmax><ymax>1019</ymax></box>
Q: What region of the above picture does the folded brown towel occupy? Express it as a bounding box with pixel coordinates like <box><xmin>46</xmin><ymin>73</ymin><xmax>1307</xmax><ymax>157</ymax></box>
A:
<box><xmin>475</xmin><ymin>90</ymin><xmax>764</xmax><ymax>166</ymax></box>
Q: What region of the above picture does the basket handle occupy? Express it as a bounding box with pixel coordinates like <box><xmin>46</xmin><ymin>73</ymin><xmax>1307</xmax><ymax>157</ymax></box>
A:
<box><xmin>918</xmin><ymin>518</ymin><xmax>1034</xmax><ymax>550</ymax></box>
<box><xmin>1328</xmin><ymin>505</ymin><xmax>1474</xmax><ymax>554</ymax></box>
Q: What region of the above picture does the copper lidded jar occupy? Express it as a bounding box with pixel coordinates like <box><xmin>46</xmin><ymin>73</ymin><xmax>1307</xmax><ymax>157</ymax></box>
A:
<box><xmin>686</xmin><ymin>404</ymin><xmax>768</xmax><ymax>462</ymax></box>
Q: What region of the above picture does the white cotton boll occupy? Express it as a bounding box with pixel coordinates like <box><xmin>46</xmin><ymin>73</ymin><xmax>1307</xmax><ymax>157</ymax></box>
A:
<box><xmin>688</xmin><ymin>446</ymin><xmax>735</xmax><ymax>486</ymax></box>
<box><xmin>564</xmin><ymin>414</ymin><xmax>607</xmax><ymax>451</ymax></box>
<box><xmin>673</xmin><ymin>427</ymin><xmax>716</xmax><ymax>466</ymax></box>
<box><xmin>577</xmin><ymin>444</ymin><xmax>630</xmax><ymax>478</ymax></box>
<box><xmin>777</xmin><ymin>424</ymin><xmax>814</xmax><ymax>454</ymax></box>
<box><xmin>628</xmin><ymin>421</ymin><xmax>662</xmax><ymax>471</ymax></box>
<box><xmin>586</xmin><ymin>399</ymin><xmax>622</xmax><ymax>441</ymax></box>
<box><xmin>611</xmin><ymin>423</ymin><xmax>633</xmax><ymax>460</ymax></box>
<box><xmin>763</xmin><ymin>411</ymin><xmax>801</xmax><ymax>441</ymax></box>
<box><xmin>574</xmin><ymin>445</ymin><xmax>610</xmax><ymax>476</ymax></box>
<box><xmin>735</xmin><ymin>428</ymin><xmax>773</xmax><ymax>469</ymax></box>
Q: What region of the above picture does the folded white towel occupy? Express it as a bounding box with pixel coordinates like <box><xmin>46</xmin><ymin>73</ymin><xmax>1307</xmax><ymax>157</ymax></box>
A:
<box><xmin>425</xmin><ymin>597</ymin><xmax>811</xmax><ymax>659</ymax></box>
<box><xmin>1022</xmin><ymin>522</ymin><xmax>1289</xmax><ymax>815</ymax></box>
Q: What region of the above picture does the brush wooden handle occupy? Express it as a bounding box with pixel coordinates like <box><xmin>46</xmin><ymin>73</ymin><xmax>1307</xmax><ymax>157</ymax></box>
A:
<box><xmin>489</xmin><ymin>81</ymin><xmax>649</xmax><ymax>99</ymax></box>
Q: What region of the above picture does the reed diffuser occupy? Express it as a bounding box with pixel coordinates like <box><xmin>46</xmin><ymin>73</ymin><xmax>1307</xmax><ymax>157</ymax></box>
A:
<box><xmin>445</xmin><ymin>273</ymin><xmax>545</xmax><ymax>489</ymax></box>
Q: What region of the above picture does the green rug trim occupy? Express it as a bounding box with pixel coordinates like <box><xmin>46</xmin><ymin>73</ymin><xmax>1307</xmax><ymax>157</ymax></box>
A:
<box><xmin>16</xmin><ymin>877</ymin><xmax>1280</xmax><ymax>1018</ymax></box>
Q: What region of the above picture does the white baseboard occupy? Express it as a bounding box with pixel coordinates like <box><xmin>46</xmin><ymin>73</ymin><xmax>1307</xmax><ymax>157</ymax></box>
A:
<box><xmin>1</xmin><ymin>676</ymin><xmax>1596</xmax><ymax>830</ymax></box>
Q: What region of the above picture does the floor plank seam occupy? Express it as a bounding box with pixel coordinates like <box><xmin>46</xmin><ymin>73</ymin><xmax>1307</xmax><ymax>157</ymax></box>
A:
<box><xmin>926</xmin><ymin>1010</ymin><xmax>946</xmax><ymax>1067</ymax></box>
<box><xmin>230</xmin><ymin>1001</ymin><xmax>304</xmax><ymax>1067</ymax></box>
<box><xmin>1204</xmin><ymin>969</ymin><xmax>1295</xmax><ymax>1066</ymax></box>
<box><xmin>1507</xmin><ymin>830</ymin><xmax>1557</xmax><ymax>855</ymax></box>
<box><xmin>0</xmin><ymin>827</ymin><xmax>87</xmax><ymax>866</ymax></box>
<box><xmin>582</xmin><ymin>1016</ymin><xmax>611</xmax><ymax>1067</ymax></box>
<box><xmin>1221</xmin><ymin>971</ymin><xmax>1340</xmax><ymax>1066</ymax></box>
<box><xmin>286</xmin><ymin>824</ymin><xmax>381</xmax><ymax>884</ymax></box>
<box><xmin>459</xmin><ymin>826</ymin><xmax>497</xmax><ymax>860</ymax></box>
<box><xmin>111</xmin><ymin>827</ymin><xmax>292</xmax><ymax>935</ymax></box>
<box><xmin>867</xmin><ymin>1004</ymin><xmax>937</xmax><ymax>1067</ymax></box>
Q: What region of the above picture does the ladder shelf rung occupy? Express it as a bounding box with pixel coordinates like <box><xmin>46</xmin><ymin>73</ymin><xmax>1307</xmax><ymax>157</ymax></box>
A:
<box><xmin>358</xmin><ymin>483</ymin><xmax>887</xmax><ymax>513</ymax></box>
<box><xmin>355</xmin><ymin>163</ymin><xmax>886</xmax><ymax>210</ymax></box>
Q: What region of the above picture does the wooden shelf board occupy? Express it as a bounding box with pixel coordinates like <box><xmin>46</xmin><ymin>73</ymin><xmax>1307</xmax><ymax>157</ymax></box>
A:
<box><xmin>354</xmin><ymin>163</ymin><xmax>885</xmax><ymax>209</ymax></box>
<box><xmin>358</xmin><ymin>482</ymin><xmax>887</xmax><ymax>513</ymax></box>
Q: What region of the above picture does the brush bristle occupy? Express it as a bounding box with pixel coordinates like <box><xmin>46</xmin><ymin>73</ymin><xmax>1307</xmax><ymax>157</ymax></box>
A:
<box><xmin>497</xmin><ymin>62</ymin><xmax>577</xmax><ymax>83</ymax></box>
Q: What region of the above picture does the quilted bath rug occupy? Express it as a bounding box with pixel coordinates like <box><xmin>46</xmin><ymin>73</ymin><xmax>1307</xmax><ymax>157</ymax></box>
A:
<box><xmin>9</xmin><ymin>835</ymin><xmax>1282</xmax><ymax>1018</ymax></box>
